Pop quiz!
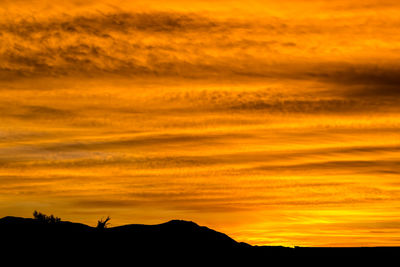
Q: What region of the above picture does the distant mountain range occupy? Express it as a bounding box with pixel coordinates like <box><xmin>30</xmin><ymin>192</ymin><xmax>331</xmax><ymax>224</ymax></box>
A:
<box><xmin>1</xmin><ymin>216</ymin><xmax>398</xmax><ymax>264</ymax></box>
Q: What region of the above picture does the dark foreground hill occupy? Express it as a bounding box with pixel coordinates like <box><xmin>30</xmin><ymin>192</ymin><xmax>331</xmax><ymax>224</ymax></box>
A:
<box><xmin>0</xmin><ymin>216</ymin><xmax>398</xmax><ymax>264</ymax></box>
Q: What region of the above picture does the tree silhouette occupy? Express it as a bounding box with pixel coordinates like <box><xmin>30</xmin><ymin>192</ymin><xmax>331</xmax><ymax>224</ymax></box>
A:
<box><xmin>33</xmin><ymin>210</ymin><xmax>61</xmax><ymax>223</ymax></box>
<box><xmin>97</xmin><ymin>216</ymin><xmax>111</xmax><ymax>229</ymax></box>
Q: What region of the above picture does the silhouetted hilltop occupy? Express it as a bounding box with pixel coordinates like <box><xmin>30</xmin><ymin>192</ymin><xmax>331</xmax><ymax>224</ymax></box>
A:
<box><xmin>0</xmin><ymin>215</ymin><xmax>398</xmax><ymax>264</ymax></box>
<box><xmin>0</xmin><ymin>216</ymin><xmax>243</xmax><ymax>249</ymax></box>
<box><xmin>107</xmin><ymin>219</ymin><xmax>243</xmax><ymax>249</ymax></box>
<box><xmin>0</xmin><ymin>215</ymin><xmax>93</xmax><ymax>232</ymax></box>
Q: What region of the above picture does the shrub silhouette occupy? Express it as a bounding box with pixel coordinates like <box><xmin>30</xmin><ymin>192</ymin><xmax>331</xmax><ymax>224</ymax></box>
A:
<box><xmin>33</xmin><ymin>210</ymin><xmax>61</xmax><ymax>224</ymax></box>
<box><xmin>97</xmin><ymin>216</ymin><xmax>111</xmax><ymax>230</ymax></box>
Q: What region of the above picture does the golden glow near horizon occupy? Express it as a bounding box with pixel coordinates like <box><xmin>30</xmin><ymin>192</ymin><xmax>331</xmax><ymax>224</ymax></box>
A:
<box><xmin>1</xmin><ymin>0</ymin><xmax>400</xmax><ymax>246</ymax></box>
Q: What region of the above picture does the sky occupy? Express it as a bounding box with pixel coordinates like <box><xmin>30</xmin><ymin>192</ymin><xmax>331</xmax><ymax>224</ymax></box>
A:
<box><xmin>0</xmin><ymin>0</ymin><xmax>400</xmax><ymax>247</ymax></box>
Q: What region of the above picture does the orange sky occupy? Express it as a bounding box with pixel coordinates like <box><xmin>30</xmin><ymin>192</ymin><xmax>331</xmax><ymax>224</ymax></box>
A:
<box><xmin>1</xmin><ymin>0</ymin><xmax>400</xmax><ymax>246</ymax></box>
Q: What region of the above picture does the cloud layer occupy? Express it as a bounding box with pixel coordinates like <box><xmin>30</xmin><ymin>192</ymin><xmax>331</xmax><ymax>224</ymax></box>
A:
<box><xmin>1</xmin><ymin>0</ymin><xmax>400</xmax><ymax>247</ymax></box>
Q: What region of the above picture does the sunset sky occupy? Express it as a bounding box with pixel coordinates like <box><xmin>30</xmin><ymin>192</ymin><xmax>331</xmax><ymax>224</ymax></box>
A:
<box><xmin>1</xmin><ymin>0</ymin><xmax>400</xmax><ymax>247</ymax></box>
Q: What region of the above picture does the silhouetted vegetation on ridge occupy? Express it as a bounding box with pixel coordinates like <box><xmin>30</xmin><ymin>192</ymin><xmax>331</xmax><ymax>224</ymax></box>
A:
<box><xmin>96</xmin><ymin>216</ymin><xmax>111</xmax><ymax>229</ymax></box>
<box><xmin>33</xmin><ymin>210</ymin><xmax>61</xmax><ymax>224</ymax></box>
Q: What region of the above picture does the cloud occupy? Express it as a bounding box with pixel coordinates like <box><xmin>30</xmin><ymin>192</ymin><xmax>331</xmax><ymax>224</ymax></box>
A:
<box><xmin>7</xmin><ymin>105</ymin><xmax>74</xmax><ymax>120</ymax></box>
<box><xmin>1</xmin><ymin>142</ymin><xmax>397</xmax><ymax>171</ymax></box>
<box><xmin>255</xmin><ymin>159</ymin><xmax>400</xmax><ymax>174</ymax></box>
<box><xmin>302</xmin><ymin>64</ymin><xmax>400</xmax><ymax>98</ymax></box>
<box><xmin>229</xmin><ymin>98</ymin><xmax>372</xmax><ymax>113</ymax></box>
<box><xmin>156</xmin><ymin>86</ymin><xmax>400</xmax><ymax>114</ymax></box>
<box><xmin>38</xmin><ymin>132</ymin><xmax>252</xmax><ymax>152</ymax></box>
<box><xmin>0</xmin><ymin>7</ymin><xmax>399</xmax><ymax>107</ymax></box>
<box><xmin>4</xmin><ymin>12</ymin><xmax>224</xmax><ymax>36</ymax></box>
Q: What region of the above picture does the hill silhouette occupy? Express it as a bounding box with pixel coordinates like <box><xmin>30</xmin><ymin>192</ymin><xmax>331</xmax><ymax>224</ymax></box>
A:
<box><xmin>0</xmin><ymin>216</ymin><xmax>244</xmax><ymax>249</ymax></box>
<box><xmin>0</xmin><ymin>215</ymin><xmax>398</xmax><ymax>264</ymax></box>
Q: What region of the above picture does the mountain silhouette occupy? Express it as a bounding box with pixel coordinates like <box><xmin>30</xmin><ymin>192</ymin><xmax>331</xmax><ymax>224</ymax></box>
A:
<box><xmin>0</xmin><ymin>216</ymin><xmax>245</xmax><ymax>249</ymax></box>
<box><xmin>0</xmin><ymin>216</ymin><xmax>398</xmax><ymax>265</ymax></box>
